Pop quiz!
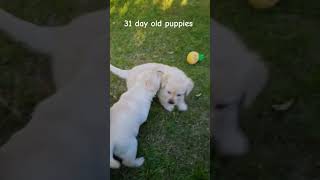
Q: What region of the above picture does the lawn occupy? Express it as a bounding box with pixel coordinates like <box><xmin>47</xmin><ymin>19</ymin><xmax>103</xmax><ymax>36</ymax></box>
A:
<box><xmin>110</xmin><ymin>0</ymin><xmax>210</xmax><ymax>179</ymax></box>
<box><xmin>0</xmin><ymin>0</ymin><xmax>210</xmax><ymax>179</ymax></box>
<box><xmin>213</xmin><ymin>0</ymin><xmax>320</xmax><ymax>179</ymax></box>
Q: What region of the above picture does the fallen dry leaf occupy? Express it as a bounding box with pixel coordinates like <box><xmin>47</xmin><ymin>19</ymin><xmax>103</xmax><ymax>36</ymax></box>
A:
<box><xmin>272</xmin><ymin>99</ymin><xmax>295</xmax><ymax>111</ymax></box>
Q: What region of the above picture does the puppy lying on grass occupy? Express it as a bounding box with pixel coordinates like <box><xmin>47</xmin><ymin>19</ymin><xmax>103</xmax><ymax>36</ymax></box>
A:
<box><xmin>110</xmin><ymin>70</ymin><xmax>163</xmax><ymax>169</ymax></box>
<box><xmin>110</xmin><ymin>63</ymin><xmax>194</xmax><ymax>112</ymax></box>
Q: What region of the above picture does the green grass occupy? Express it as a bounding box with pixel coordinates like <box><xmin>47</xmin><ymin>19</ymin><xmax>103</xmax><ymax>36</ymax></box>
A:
<box><xmin>0</xmin><ymin>0</ymin><xmax>210</xmax><ymax>179</ymax></box>
<box><xmin>214</xmin><ymin>0</ymin><xmax>320</xmax><ymax>179</ymax></box>
<box><xmin>110</xmin><ymin>0</ymin><xmax>210</xmax><ymax>179</ymax></box>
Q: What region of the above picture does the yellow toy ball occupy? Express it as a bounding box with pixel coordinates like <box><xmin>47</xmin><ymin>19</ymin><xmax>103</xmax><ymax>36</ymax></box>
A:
<box><xmin>187</xmin><ymin>51</ymin><xmax>204</xmax><ymax>65</ymax></box>
<box><xmin>248</xmin><ymin>0</ymin><xmax>279</xmax><ymax>9</ymax></box>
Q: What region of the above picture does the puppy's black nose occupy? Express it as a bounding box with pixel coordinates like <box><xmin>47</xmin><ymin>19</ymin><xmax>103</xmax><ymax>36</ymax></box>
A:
<box><xmin>168</xmin><ymin>100</ymin><xmax>175</xmax><ymax>104</ymax></box>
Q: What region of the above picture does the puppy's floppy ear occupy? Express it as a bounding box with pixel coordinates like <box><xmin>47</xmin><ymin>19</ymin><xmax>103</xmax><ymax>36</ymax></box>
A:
<box><xmin>145</xmin><ymin>70</ymin><xmax>163</xmax><ymax>90</ymax></box>
<box><xmin>161</xmin><ymin>73</ymin><xmax>169</xmax><ymax>88</ymax></box>
<box><xmin>185</xmin><ymin>78</ymin><xmax>194</xmax><ymax>96</ymax></box>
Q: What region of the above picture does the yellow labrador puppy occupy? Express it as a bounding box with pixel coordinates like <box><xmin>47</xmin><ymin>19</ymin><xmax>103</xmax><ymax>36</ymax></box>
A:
<box><xmin>111</xmin><ymin>63</ymin><xmax>194</xmax><ymax>112</ymax></box>
<box><xmin>0</xmin><ymin>9</ymin><xmax>109</xmax><ymax>179</ymax></box>
<box><xmin>110</xmin><ymin>70</ymin><xmax>162</xmax><ymax>168</ymax></box>
<box><xmin>212</xmin><ymin>20</ymin><xmax>268</xmax><ymax>155</ymax></box>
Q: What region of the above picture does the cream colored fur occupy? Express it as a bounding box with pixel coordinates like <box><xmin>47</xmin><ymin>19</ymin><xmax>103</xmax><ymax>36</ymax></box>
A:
<box><xmin>110</xmin><ymin>63</ymin><xmax>194</xmax><ymax>112</ymax></box>
<box><xmin>110</xmin><ymin>70</ymin><xmax>162</xmax><ymax>168</ymax></box>
<box><xmin>212</xmin><ymin>20</ymin><xmax>268</xmax><ymax>155</ymax></box>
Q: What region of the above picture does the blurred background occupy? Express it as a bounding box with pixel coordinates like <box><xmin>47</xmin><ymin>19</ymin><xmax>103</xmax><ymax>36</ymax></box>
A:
<box><xmin>0</xmin><ymin>0</ymin><xmax>104</xmax><ymax>151</ymax></box>
<box><xmin>213</xmin><ymin>0</ymin><xmax>320</xmax><ymax>179</ymax></box>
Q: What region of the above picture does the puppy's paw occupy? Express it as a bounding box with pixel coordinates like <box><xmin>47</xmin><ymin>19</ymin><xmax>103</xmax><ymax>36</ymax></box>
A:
<box><xmin>164</xmin><ymin>105</ymin><xmax>174</xmax><ymax>112</ymax></box>
<box><xmin>135</xmin><ymin>157</ymin><xmax>145</xmax><ymax>167</ymax></box>
<box><xmin>123</xmin><ymin>157</ymin><xmax>145</xmax><ymax>168</ymax></box>
<box><xmin>177</xmin><ymin>103</ymin><xmax>188</xmax><ymax>111</ymax></box>
<box><xmin>110</xmin><ymin>159</ymin><xmax>121</xmax><ymax>169</ymax></box>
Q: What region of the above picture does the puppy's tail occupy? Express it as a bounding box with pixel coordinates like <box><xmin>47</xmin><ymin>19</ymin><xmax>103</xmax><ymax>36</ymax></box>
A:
<box><xmin>110</xmin><ymin>143</ymin><xmax>121</xmax><ymax>169</ymax></box>
<box><xmin>110</xmin><ymin>64</ymin><xmax>129</xmax><ymax>79</ymax></box>
<box><xmin>243</xmin><ymin>57</ymin><xmax>268</xmax><ymax>108</ymax></box>
<box><xmin>0</xmin><ymin>9</ymin><xmax>58</xmax><ymax>54</ymax></box>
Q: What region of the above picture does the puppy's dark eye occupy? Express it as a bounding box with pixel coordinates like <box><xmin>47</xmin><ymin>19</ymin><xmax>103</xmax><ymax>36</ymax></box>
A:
<box><xmin>167</xmin><ymin>91</ymin><xmax>171</xmax><ymax>94</ymax></box>
<box><xmin>177</xmin><ymin>94</ymin><xmax>181</xmax><ymax>97</ymax></box>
